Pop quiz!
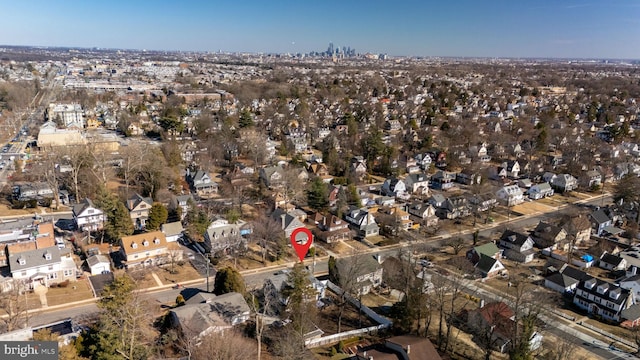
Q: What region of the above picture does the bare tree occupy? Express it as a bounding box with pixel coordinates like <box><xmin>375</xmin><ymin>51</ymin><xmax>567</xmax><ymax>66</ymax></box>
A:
<box><xmin>448</xmin><ymin>237</ymin><xmax>466</xmax><ymax>255</ymax></box>
<box><xmin>88</xmin><ymin>143</ymin><xmax>116</xmax><ymax>187</ymax></box>
<box><xmin>58</xmin><ymin>145</ymin><xmax>92</xmax><ymax>203</ymax></box>
<box><xmin>329</xmin><ymin>252</ymin><xmax>370</xmax><ymax>333</ymax></box>
<box><xmin>280</xmin><ymin>166</ymin><xmax>307</xmax><ymax>205</ymax></box>
<box><xmin>0</xmin><ymin>281</ymin><xmax>29</xmax><ymax>333</ymax></box>
<box><xmin>251</xmin><ymin>213</ymin><xmax>284</xmax><ymax>264</ymax></box>
<box><xmin>192</xmin><ymin>330</ymin><xmax>258</xmax><ymax>360</ymax></box>
<box><xmin>119</xmin><ymin>143</ymin><xmax>149</xmax><ymax>194</ymax></box>
<box><xmin>541</xmin><ymin>337</ymin><xmax>580</xmax><ymax>360</ymax></box>
<box><xmin>35</xmin><ymin>150</ymin><xmax>60</xmax><ymax>209</ymax></box>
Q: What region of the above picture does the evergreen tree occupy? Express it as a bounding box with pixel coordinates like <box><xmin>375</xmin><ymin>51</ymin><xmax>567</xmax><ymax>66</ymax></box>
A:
<box><xmin>82</xmin><ymin>274</ymin><xmax>152</xmax><ymax>360</ymax></box>
<box><xmin>328</xmin><ymin>256</ymin><xmax>339</xmax><ymax>285</ymax></box>
<box><xmin>146</xmin><ymin>203</ymin><xmax>168</xmax><ymax>231</ymax></box>
<box><xmin>307</xmin><ymin>177</ymin><xmax>329</xmax><ymax>211</ymax></box>
<box><xmin>94</xmin><ymin>187</ymin><xmax>134</xmax><ymax>243</ymax></box>
<box><xmin>281</xmin><ymin>263</ymin><xmax>317</xmax><ymax>356</ymax></box>
<box><xmin>213</xmin><ymin>267</ymin><xmax>246</xmax><ymax>295</ymax></box>
<box><xmin>238</xmin><ymin>108</ymin><xmax>254</xmax><ymax>128</ymax></box>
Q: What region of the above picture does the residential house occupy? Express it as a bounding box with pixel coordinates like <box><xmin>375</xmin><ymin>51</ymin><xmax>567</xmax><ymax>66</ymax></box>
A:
<box><xmin>119</xmin><ymin>231</ymin><xmax>169</xmax><ymax>268</ymax></box>
<box><xmin>573</xmin><ymin>276</ymin><xmax>634</xmax><ymax>322</ymax></box>
<box><xmin>436</xmin><ymin>196</ymin><xmax>470</xmax><ymax>220</ymax></box>
<box><xmin>405</xmin><ymin>158</ymin><xmax>421</xmax><ymax>174</ymax></box>
<box><xmin>467</xmin><ymin>242</ymin><xmax>505</xmax><ymax>278</ymax></box>
<box><xmin>85</xmin><ymin>254</ymin><xmax>111</xmax><ymax>275</ymax></box>
<box><xmin>427</xmin><ymin>194</ymin><xmax>446</xmax><ymax>208</ymax></box>
<box><xmin>495</xmin><ymin>185</ymin><xmax>524</xmax><ymax>207</ymax></box>
<box><xmin>532</xmin><ymin>221</ymin><xmax>567</xmax><ymax>249</ymax></box>
<box><xmin>551</xmin><ymin>173</ymin><xmax>578</xmax><ymax>192</ymax></box>
<box><xmin>350</xmin><ymin>156</ymin><xmax>367</xmax><ymax>175</ymax></box>
<box><xmin>161</xmin><ymin>221</ymin><xmax>184</xmax><ymax>243</ymax></box>
<box><xmin>502</xmin><ymin>160</ymin><xmax>520</xmax><ymax>178</ymax></box>
<box><xmin>72</xmin><ymin>198</ymin><xmax>106</xmax><ymax>232</ymax></box>
<box><xmin>559</xmin><ymin>214</ymin><xmax>592</xmax><ymax>247</ymax></box>
<box><xmin>498</xmin><ymin>230</ymin><xmax>536</xmax><ymax>263</ymax></box>
<box><xmin>264</xmin><ymin>270</ymin><xmax>327</xmax><ymax>306</ymax></box>
<box><xmin>489</xmin><ymin>166</ymin><xmax>508</xmax><ymax>180</ymax></box>
<box><xmin>468</xmin><ymin>193</ymin><xmax>498</xmax><ymax>212</ymax></box>
<box><xmin>259</xmin><ymin>165</ymin><xmax>284</xmax><ymax>188</ymax></box>
<box><xmin>544</xmin><ymin>264</ymin><xmax>589</xmax><ymax>293</ymax></box>
<box><xmin>335</xmin><ymin>256</ymin><xmax>383</xmax><ymax>295</ymax></box>
<box><xmin>430</xmin><ymin>170</ymin><xmax>455</xmax><ymax>190</ymax></box>
<box><xmin>580</xmin><ymin>170</ymin><xmax>602</xmax><ymax>189</ymax></box>
<box><xmin>313</xmin><ymin>213</ymin><xmax>351</xmax><ymax>243</ymax></box>
<box><xmin>382</xmin><ymin>177</ymin><xmax>407</xmax><ymax>198</ymax></box>
<box><xmin>528</xmin><ymin>182</ymin><xmax>554</xmax><ymax>200</ymax></box>
<box><xmin>403</xmin><ymin>173</ymin><xmax>430</xmax><ymax>195</ymax></box>
<box><xmin>352</xmin><ymin>335</ymin><xmax>443</xmax><ymax>360</ymax></box>
<box><xmin>345</xmin><ymin>207</ymin><xmax>380</xmax><ymax>238</ymax></box>
<box><xmin>620</xmin><ymin>275</ymin><xmax>640</xmax><ymax>300</ymax></box>
<box><xmin>517</xmin><ymin>178</ymin><xmax>532</xmax><ymax>189</ymax></box>
<box><xmin>467</xmin><ymin>302</ymin><xmax>543</xmax><ymax>354</ymax></box>
<box><xmin>169</xmin><ymin>292</ymin><xmax>250</xmax><ymax>339</ymax></box>
<box><xmin>407</xmin><ymin>202</ymin><xmax>439</xmax><ymax>227</ymax></box>
<box><xmin>171</xmin><ymin>194</ymin><xmax>192</xmax><ymax>221</ymax></box>
<box><xmin>126</xmin><ymin>194</ymin><xmax>153</xmax><ymax>230</ymax></box>
<box><xmin>187</xmin><ymin>169</ymin><xmax>218</xmax><ymax>197</ymax></box>
<box><xmin>456</xmin><ymin>168</ymin><xmax>480</xmax><ymax>185</ymax></box>
<box><xmin>204</xmin><ymin>218</ymin><xmax>245</xmax><ymax>253</ymax></box>
<box><xmin>414</xmin><ymin>153</ymin><xmax>432</xmax><ymax>170</ymax></box>
<box><xmin>8</xmin><ymin>246</ymin><xmax>77</xmax><ymax>289</ymax></box>
<box><xmin>590</xmin><ymin>209</ymin><xmax>613</xmax><ymax>236</ymax></box>
<box><xmin>599</xmin><ymin>252</ymin><xmax>627</xmax><ymax>272</ymax></box>
<box><xmin>271</xmin><ymin>208</ymin><xmax>306</xmax><ymax>238</ymax></box>
<box><xmin>13</xmin><ymin>182</ymin><xmax>54</xmax><ymax>202</ymax></box>
<box><xmin>377</xmin><ymin>206</ymin><xmax>414</xmax><ymax>232</ymax></box>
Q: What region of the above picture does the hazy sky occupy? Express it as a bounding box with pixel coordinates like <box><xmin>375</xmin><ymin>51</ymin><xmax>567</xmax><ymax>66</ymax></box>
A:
<box><xmin>1</xmin><ymin>0</ymin><xmax>639</xmax><ymax>59</ymax></box>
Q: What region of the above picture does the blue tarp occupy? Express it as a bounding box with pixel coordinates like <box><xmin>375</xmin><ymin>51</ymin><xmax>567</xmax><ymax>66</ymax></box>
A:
<box><xmin>582</xmin><ymin>254</ymin><xmax>594</xmax><ymax>262</ymax></box>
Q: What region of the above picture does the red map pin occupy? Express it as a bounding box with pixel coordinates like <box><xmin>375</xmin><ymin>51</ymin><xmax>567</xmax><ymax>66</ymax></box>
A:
<box><xmin>290</xmin><ymin>228</ymin><xmax>313</xmax><ymax>262</ymax></box>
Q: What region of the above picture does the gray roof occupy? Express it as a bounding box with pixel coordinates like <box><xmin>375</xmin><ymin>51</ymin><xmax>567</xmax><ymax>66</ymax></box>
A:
<box><xmin>126</xmin><ymin>193</ymin><xmax>153</xmax><ymax>211</ymax></box>
<box><xmin>72</xmin><ymin>198</ymin><xmax>100</xmax><ymax>216</ymax></box>
<box><xmin>621</xmin><ymin>304</ymin><xmax>640</xmax><ymax>322</ymax></box>
<box><xmin>546</xmin><ymin>272</ymin><xmax>580</xmax><ymax>289</ymax></box>
<box><xmin>336</xmin><ymin>256</ymin><xmax>381</xmax><ymax>279</ymax></box>
<box><xmin>161</xmin><ymin>221</ymin><xmax>184</xmax><ymax>236</ymax></box>
<box><xmin>8</xmin><ymin>246</ymin><xmax>61</xmax><ymax>272</ymax></box>
<box><xmin>86</xmin><ymin>254</ymin><xmax>110</xmax><ymax>268</ymax></box>
<box><xmin>171</xmin><ymin>292</ymin><xmax>250</xmax><ymax>335</ymax></box>
<box><xmin>591</xmin><ymin>209</ymin><xmax>611</xmax><ymax>225</ymax></box>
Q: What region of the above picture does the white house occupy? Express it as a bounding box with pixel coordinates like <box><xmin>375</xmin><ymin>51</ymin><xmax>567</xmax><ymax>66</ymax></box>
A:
<box><xmin>86</xmin><ymin>254</ymin><xmax>111</xmax><ymax>275</ymax></box>
<box><xmin>8</xmin><ymin>246</ymin><xmax>77</xmax><ymax>289</ymax></box>
<box><xmin>620</xmin><ymin>275</ymin><xmax>640</xmax><ymax>300</ymax></box>
<box><xmin>404</xmin><ymin>173</ymin><xmax>430</xmax><ymax>195</ymax></box>
<box><xmin>381</xmin><ymin>178</ymin><xmax>407</xmax><ymax>198</ymax></box>
<box><xmin>573</xmin><ymin>276</ymin><xmax>634</xmax><ymax>322</ymax></box>
<box><xmin>528</xmin><ymin>182</ymin><xmax>554</xmax><ymax>200</ymax></box>
<box><xmin>345</xmin><ymin>207</ymin><xmax>380</xmax><ymax>238</ymax></box>
<box><xmin>72</xmin><ymin>198</ymin><xmax>106</xmax><ymax>232</ymax></box>
<box><xmin>496</xmin><ymin>185</ymin><xmax>524</xmax><ymax>206</ymax></box>
<box><xmin>161</xmin><ymin>221</ymin><xmax>184</xmax><ymax>243</ymax></box>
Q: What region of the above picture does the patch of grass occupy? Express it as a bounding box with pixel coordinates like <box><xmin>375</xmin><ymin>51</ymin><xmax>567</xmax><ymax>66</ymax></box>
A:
<box><xmin>159</xmin><ymin>263</ymin><xmax>202</xmax><ymax>285</ymax></box>
<box><xmin>45</xmin><ymin>279</ymin><xmax>94</xmax><ymax>306</ymax></box>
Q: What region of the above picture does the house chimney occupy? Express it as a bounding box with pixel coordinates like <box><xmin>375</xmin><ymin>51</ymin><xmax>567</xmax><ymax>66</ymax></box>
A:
<box><xmin>281</xmin><ymin>214</ymin><xmax>286</xmax><ymax>229</ymax></box>
<box><xmin>480</xmin><ymin>299</ymin><xmax>485</xmax><ymax>308</ymax></box>
<box><xmin>375</xmin><ymin>254</ymin><xmax>382</xmax><ymax>264</ymax></box>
